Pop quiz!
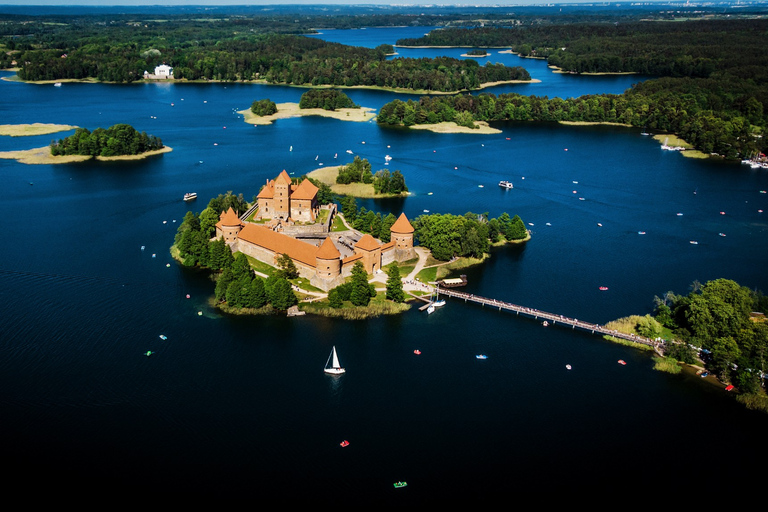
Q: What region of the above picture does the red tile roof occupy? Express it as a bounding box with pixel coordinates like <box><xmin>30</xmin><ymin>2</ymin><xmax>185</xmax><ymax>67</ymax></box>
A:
<box><xmin>390</xmin><ymin>213</ymin><xmax>414</xmax><ymax>234</ymax></box>
<box><xmin>237</xmin><ymin>224</ymin><xmax>318</xmax><ymax>267</ymax></box>
<box><xmin>355</xmin><ymin>234</ymin><xmax>380</xmax><ymax>252</ymax></box>
<box><xmin>316</xmin><ymin>237</ymin><xmax>341</xmax><ymax>260</ymax></box>
<box><xmin>292</xmin><ymin>178</ymin><xmax>318</xmax><ymax>200</ymax></box>
<box><xmin>217</xmin><ymin>206</ymin><xmax>244</xmax><ymax>228</ymax></box>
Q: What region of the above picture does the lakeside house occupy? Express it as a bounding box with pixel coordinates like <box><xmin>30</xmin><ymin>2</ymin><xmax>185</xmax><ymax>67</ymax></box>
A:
<box><xmin>215</xmin><ymin>171</ymin><xmax>416</xmax><ymax>291</ymax></box>
<box><xmin>143</xmin><ymin>64</ymin><xmax>174</xmax><ymax>80</ymax></box>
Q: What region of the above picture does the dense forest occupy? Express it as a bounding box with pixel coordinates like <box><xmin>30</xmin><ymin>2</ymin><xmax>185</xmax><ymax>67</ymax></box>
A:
<box><xmin>377</xmin><ymin>79</ymin><xmax>766</xmax><ymax>159</ymax></box>
<box><xmin>50</xmin><ymin>123</ymin><xmax>163</xmax><ymax>157</ymax></box>
<box><xmin>3</xmin><ymin>18</ymin><xmax>529</xmax><ymax>92</ymax></box>
<box><xmin>391</xmin><ymin>19</ymin><xmax>768</xmax><ymax>156</ymax></box>
<box><xmin>650</xmin><ymin>279</ymin><xmax>768</xmax><ymax>408</ymax></box>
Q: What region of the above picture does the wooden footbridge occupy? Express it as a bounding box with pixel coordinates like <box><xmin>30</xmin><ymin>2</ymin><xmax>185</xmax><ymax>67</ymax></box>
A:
<box><xmin>434</xmin><ymin>286</ymin><xmax>661</xmax><ymax>349</ymax></box>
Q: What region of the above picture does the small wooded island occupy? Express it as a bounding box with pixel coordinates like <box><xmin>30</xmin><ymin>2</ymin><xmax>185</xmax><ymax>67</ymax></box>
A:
<box><xmin>50</xmin><ymin>123</ymin><xmax>165</xmax><ymax>158</ymax></box>
<box><xmin>0</xmin><ymin>123</ymin><xmax>170</xmax><ymax>164</ymax></box>
<box><xmin>241</xmin><ymin>90</ymin><xmax>375</xmax><ymax>126</ymax></box>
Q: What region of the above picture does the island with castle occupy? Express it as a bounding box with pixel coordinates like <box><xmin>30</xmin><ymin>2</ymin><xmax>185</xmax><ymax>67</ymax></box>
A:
<box><xmin>174</xmin><ymin>168</ymin><xmax>527</xmax><ymax>316</ymax></box>
<box><xmin>215</xmin><ymin>169</ymin><xmax>416</xmax><ymax>293</ymax></box>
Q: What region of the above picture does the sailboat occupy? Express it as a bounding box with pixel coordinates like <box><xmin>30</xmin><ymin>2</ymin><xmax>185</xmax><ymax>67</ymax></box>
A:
<box><xmin>324</xmin><ymin>346</ymin><xmax>345</xmax><ymax>375</ymax></box>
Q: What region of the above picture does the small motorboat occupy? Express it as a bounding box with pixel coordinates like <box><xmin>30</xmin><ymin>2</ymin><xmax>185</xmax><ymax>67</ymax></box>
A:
<box><xmin>565</xmin><ymin>364</ymin><xmax>572</xmax><ymax>370</ymax></box>
<box><xmin>690</xmin><ymin>240</ymin><xmax>698</xmax><ymax>245</ymax></box>
<box><xmin>700</xmin><ymin>372</ymin><xmax>709</xmax><ymax>378</ymax></box>
<box><xmin>599</xmin><ymin>286</ymin><xmax>609</xmax><ymax>291</ymax></box>
<box><xmin>542</xmin><ymin>321</ymin><xmax>548</xmax><ymax>327</ymax></box>
<box><xmin>393</xmin><ymin>482</ymin><xmax>408</xmax><ymax>489</ymax></box>
<box><xmin>340</xmin><ymin>440</ymin><xmax>350</xmax><ymax>447</ymax></box>
<box><xmin>597</xmin><ymin>223</ymin><xmax>602</xmax><ymax>227</ymax></box>
<box><xmin>498</xmin><ymin>180</ymin><xmax>514</xmax><ymax>189</ymax></box>
<box><xmin>432</xmin><ymin>300</ymin><xmax>446</xmax><ymax>308</ymax></box>
<box><xmin>145</xmin><ymin>351</ymin><xmax>153</xmax><ymax>356</ymax></box>
<box><xmin>159</xmin><ymin>335</ymin><xmax>167</xmax><ymax>340</ymax></box>
<box><xmin>183</xmin><ymin>192</ymin><xmax>197</xmax><ymax>202</ymax></box>
<box><xmin>414</xmin><ymin>350</ymin><xmax>421</xmax><ymax>355</ymax></box>
<box><xmin>719</xmin><ymin>233</ymin><xmax>726</xmax><ymax>237</ymax></box>
<box><xmin>476</xmin><ymin>354</ymin><xmax>488</xmax><ymax>360</ymax></box>
<box><xmin>725</xmin><ymin>385</ymin><xmax>734</xmax><ymax>391</ymax></box>
<box><xmin>427</xmin><ymin>305</ymin><xmax>435</xmax><ymax>314</ymax></box>
<box><xmin>54</xmin><ymin>82</ymin><xmax>62</xmax><ymax>87</ymax></box>
<box><xmin>638</xmin><ymin>231</ymin><xmax>646</xmax><ymax>235</ymax></box>
<box><xmin>618</xmin><ymin>360</ymin><xmax>626</xmax><ymax>365</ymax></box>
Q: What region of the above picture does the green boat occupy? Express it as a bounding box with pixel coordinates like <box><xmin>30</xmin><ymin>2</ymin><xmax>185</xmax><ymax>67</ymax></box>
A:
<box><xmin>393</xmin><ymin>481</ymin><xmax>407</xmax><ymax>489</ymax></box>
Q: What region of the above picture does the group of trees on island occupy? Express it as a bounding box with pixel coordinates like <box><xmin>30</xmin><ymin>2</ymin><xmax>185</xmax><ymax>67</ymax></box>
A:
<box><xmin>299</xmin><ymin>89</ymin><xmax>358</xmax><ymax>111</ymax></box>
<box><xmin>49</xmin><ymin>124</ymin><xmax>163</xmax><ymax>157</ymax></box>
<box><xmin>336</xmin><ymin>156</ymin><xmax>408</xmax><ymax>195</ymax></box>
<box><xmin>649</xmin><ymin>279</ymin><xmax>768</xmax><ymax>403</ymax></box>
<box><xmin>173</xmin><ymin>193</ymin><xmax>298</xmax><ymax>312</ymax></box>
<box><xmin>413</xmin><ymin>211</ymin><xmax>528</xmax><ymax>261</ymax></box>
<box><xmin>250</xmin><ymin>99</ymin><xmax>278</xmax><ymax>116</ymax></box>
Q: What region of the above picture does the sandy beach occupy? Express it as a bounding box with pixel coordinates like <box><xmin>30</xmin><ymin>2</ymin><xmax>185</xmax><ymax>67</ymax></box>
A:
<box><xmin>0</xmin><ymin>123</ymin><xmax>78</xmax><ymax>137</ymax></box>
<box><xmin>407</xmin><ymin>120</ymin><xmax>501</xmax><ymax>135</ymax></box>
<box><xmin>0</xmin><ymin>145</ymin><xmax>172</xmax><ymax>165</ymax></box>
<box><xmin>239</xmin><ymin>102</ymin><xmax>376</xmax><ymax>126</ymax></box>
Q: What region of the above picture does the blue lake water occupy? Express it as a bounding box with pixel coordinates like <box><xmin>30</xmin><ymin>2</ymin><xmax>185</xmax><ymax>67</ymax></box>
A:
<box><xmin>1</xmin><ymin>27</ymin><xmax>767</xmax><ymax>503</ymax></box>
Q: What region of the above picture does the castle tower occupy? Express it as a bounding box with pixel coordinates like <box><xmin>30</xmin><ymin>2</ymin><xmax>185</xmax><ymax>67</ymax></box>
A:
<box><xmin>354</xmin><ymin>234</ymin><xmax>382</xmax><ymax>274</ymax></box>
<box><xmin>273</xmin><ymin>169</ymin><xmax>292</xmax><ymax>220</ymax></box>
<box><xmin>315</xmin><ymin>237</ymin><xmax>341</xmax><ymax>280</ymax></box>
<box><xmin>215</xmin><ymin>206</ymin><xmax>244</xmax><ymax>243</ymax></box>
<box><xmin>390</xmin><ymin>212</ymin><xmax>415</xmax><ymax>261</ymax></box>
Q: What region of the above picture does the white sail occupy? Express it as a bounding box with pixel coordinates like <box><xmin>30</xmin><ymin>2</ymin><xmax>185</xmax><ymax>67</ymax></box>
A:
<box><xmin>324</xmin><ymin>346</ymin><xmax>345</xmax><ymax>375</ymax></box>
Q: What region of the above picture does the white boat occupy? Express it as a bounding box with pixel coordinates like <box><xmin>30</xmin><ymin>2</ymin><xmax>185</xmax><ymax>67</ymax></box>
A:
<box><xmin>54</xmin><ymin>82</ymin><xmax>62</xmax><ymax>87</ymax></box>
<box><xmin>476</xmin><ymin>354</ymin><xmax>488</xmax><ymax>360</ymax></box>
<box><xmin>183</xmin><ymin>192</ymin><xmax>197</xmax><ymax>202</ymax></box>
<box><xmin>427</xmin><ymin>305</ymin><xmax>435</xmax><ymax>314</ymax></box>
<box><xmin>324</xmin><ymin>346</ymin><xmax>345</xmax><ymax>375</ymax></box>
<box><xmin>498</xmin><ymin>180</ymin><xmax>513</xmax><ymax>189</ymax></box>
<box><xmin>432</xmin><ymin>300</ymin><xmax>446</xmax><ymax>307</ymax></box>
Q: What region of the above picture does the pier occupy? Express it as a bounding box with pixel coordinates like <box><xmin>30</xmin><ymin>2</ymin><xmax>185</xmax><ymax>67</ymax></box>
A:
<box><xmin>435</xmin><ymin>287</ymin><xmax>660</xmax><ymax>349</ymax></box>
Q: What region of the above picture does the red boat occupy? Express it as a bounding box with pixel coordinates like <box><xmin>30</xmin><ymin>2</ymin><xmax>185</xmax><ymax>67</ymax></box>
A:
<box><xmin>618</xmin><ymin>360</ymin><xmax>626</xmax><ymax>365</ymax></box>
<box><xmin>725</xmin><ymin>385</ymin><xmax>734</xmax><ymax>392</ymax></box>
<box><xmin>599</xmin><ymin>286</ymin><xmax>609</xmax><ymax>291</ymax></box>
<box><xmin>414</xmin><ymin>350</ymin><xmax>422</xmax><ymax>355</ymax></box>
<box><xmin>340</xmin><ymin>440</ymin><xmax>350</xmax><ymax>447</ymax></box>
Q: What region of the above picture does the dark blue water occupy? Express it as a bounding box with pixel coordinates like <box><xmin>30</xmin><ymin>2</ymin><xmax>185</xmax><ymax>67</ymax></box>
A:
<box><xmin>2</xmin><ymin>28</ymin><xmax>767</xmax><ymax>502</ymax></box>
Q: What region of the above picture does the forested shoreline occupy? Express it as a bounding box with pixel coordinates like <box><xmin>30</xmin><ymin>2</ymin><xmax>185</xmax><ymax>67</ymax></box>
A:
<box><xmin>377</xmin><ymin>76</ymin><xmax>766</xmax><ymax>159</ymax></box>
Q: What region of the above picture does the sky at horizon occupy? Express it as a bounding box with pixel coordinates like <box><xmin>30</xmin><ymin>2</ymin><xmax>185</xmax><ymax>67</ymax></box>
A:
<box><xmin>0</xmin><ymin>0</ymin><xmax>703</xmax><ymax>6</ymax></box>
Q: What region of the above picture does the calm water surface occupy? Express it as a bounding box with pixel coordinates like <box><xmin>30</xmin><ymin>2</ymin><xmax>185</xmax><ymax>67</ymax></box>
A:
<box><xmin>1</xmin><ymin>27</ymin><xmax>767</xmax><ymax>502</ymax></box>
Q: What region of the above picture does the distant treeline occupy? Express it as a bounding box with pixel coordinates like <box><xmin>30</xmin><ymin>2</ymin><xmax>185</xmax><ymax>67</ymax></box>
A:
<box><xmin>378</xmin><ymin>77</ymin><xmax>766</xmax><ymax>158</ymax></box>
<box><xmin>10</xmin><ymin>28</ymin><xmax>529</xmax><ymax>92</ymax></box>
<box><xmin>50</xmin><ymin>124</ymin><xmax>163</xmax><ymax>157</ymax></box>
<box><xmin>396</xmin><ymin>19</ymin><xmax>768</xmax><ymax>78</ymax></box>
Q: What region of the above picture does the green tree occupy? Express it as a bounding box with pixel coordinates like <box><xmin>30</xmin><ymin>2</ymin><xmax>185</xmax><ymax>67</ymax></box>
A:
<box><xmin>385</xmin><ymin>264</ymin><xmax>405</xmax><ymax>303</ymax></box>
<box><xmin>276</xmin><ymin>253</ymin><xmax>299</xmax><ymax>280</ymax></box>
<box><xmin>349</xmin><ymin>261</ymin><xmax>375</xmax><ymax>306</ymax></box>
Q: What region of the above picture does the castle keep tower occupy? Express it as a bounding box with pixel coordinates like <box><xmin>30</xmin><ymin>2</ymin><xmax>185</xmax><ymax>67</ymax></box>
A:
<box><xmin>390</xmin><ymin>212</ymin><xmax>415</xmax><ymax>261</ymax></box>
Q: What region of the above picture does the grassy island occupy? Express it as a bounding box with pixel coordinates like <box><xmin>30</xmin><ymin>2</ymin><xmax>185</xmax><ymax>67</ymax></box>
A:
<box><xmin>0</xmin><ymin>145</ymin><xmax>171</xmax><ymax>165</ymax></box>
<box><xmin>239</xmin><ymin>102</ymin><xmax>375</xmax><ymax>126</ymax></box>
<box><xmin>307</xmin><ymin>156</ymin><xmax>408</xmax><ymax>198</ymax></box>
